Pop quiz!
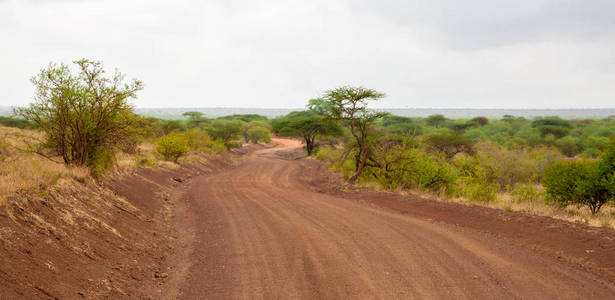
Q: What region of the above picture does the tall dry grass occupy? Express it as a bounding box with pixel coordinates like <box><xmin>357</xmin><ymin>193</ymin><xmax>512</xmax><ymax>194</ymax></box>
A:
<box><xmin>0</xmin><ymin>126</ymin><xmax>89</xmax><ymax>205</ymax></box>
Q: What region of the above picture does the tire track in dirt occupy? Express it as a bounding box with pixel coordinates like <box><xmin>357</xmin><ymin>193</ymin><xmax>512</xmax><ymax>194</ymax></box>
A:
<box><xmin>170</xmin><ymin>138</ymin><xmax>615</xmax><ymax>299</ymax></box>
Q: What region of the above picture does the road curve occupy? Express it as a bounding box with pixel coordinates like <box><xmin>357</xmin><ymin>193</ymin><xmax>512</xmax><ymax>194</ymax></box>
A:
<box><xmin>171</xmin><ymin>138</ymin><xmax>615</xmax><ymax>299</ymax></box>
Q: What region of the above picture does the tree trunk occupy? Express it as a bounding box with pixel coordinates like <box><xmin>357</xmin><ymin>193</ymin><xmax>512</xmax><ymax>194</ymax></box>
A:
<box><xmin>350</xmin><ymin>147</ymin><xmax>368</xmax><ymax>182</ymax></box>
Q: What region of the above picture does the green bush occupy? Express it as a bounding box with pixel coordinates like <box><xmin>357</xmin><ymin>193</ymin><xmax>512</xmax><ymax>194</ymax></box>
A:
<box><xmin>458</xmin><ymin>179</ymin><xmax>498</xmax><ymax>202</ymax></box>
<box><xmin>544</xmin><ymin>160</ymin><xmax>613</xmax><ymax>214</ymax></box>
<box><xmin>424</xmin><ymin>133</ymin><xmax>475</xmax><ymax>160</ymax></box>
<box><xmin>88</xmin><ymin>148</ymin><xmax>116</xmax><ymax>177</ymax></box>
<box><xmin>246</xmin><ymin>126</ymin><xmax>271</xmax><ymax>144</ymax></box>
<box><xmin>555</xmin><ymin>136</ymin><xmax>580</xmax><ymax>157</ymax></box>
<box><xmin>368</xmin><ymin>147</ymin><xmax>458</xmax><ymax>194</ymax></box>
<box><xmin>156</xmin><ymin>132</ymin><xmax>189</xmax><ymax>162</ymax></box>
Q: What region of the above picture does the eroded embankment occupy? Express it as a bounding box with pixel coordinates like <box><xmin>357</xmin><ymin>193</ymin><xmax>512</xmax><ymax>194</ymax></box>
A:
<box><xmin>0</xmin><ymin>153</ymin><xmax>236</xmax><ymax>299</ymax></box>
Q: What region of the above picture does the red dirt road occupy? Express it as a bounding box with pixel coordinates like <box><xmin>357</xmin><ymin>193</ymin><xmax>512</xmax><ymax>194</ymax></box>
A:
<box><xmin>168</xmin><ymin>139</ymin><xmax>615</xmax><ymax>299</ymax></box>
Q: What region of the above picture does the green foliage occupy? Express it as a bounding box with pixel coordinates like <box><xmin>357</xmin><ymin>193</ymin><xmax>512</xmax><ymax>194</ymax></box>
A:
<box><xmin>458</xmin><ymin>177</ymin><xmax>498</xmax><ymax>202</ymax></box>
<box><xmin>0</xmin><ymin>116</ymin><xmax>36</xmax><ymax>129</ymax></box>
<box><xmin>241</xmin><ymin>121</ymin><xmax>271</xmax><ymax>143</ymax></box>
<box><xmin>532</xmin><ymin>117</ymin><xmax>572</xmax><ymax>139</ymax></box>
<box><xmin>544</xmin><ymin>157</ymin><xmax>614</xmax><ymax>214</ymax></box>
<box><xmin>205</xmin><ymin>119</ymin><xmax>243</xmax><ymax>150</ymax></box>
<box><xmin>470</xmin><ymin>116</ymin><xmax>489</xmax><ymax>126</ymax></box>
<box><xmin>425</xmin><ymin>114</ymin><xmax>447</xmax><ymax>128</ymax></box>
<box><xmin>368</xmin><ymin>144</ymin><xmax>458</xmax><ymax>194</ymax></box>
<box><xmin>555</xmin><ymin>136</ymin><xmax>580</xmax><ymax>157</ymax></box>
<box><xmin>319</xmin><ymin>86</ymin><xmax>388</xmax><ymax>181</ymax></box>
<box><xmin>156</xmin><ymin>132</ymin><xmax>189</xmax><ymax>162</ymax></box>
<box><xmin>89</xmin><ymin>148</ymin><xmax>116</xmax><ymax>178</ymax></box>
<box><xmin>161</xmin><ymin>119</ymin><xmax>187</xmax><ymax>134</ymax></box>
<box><xmin>14</xmin><ymin>59</ymin><xmax>143</xmax><ymax>172</ymax></box>
<box><xmin>182</xmin><ymin>111</ymin><xmax>207</xmax><ymax>128</ymax></box>
<box><xmin>379</xmin><ymin>115</ymin><xmax>423</xmax><ymax>135</ymax></box>
<box><xmin>425</xmin><ymin>133</ymin><xmax>475</xmax><ymax>160</ymax></box>
<box><xmin>273</xmin><ymin>111</ymin><xmax>343</xmax><ymax>155</ymax></box>
<box><xmin>246</xmin><ymin>126</ymin><xmax>271</xmax><ymax>144</ymax></box>
<box><xmin>217</xmin><ymin>114</ymin><xmax>267</xmax><ymax>123</ymax></box>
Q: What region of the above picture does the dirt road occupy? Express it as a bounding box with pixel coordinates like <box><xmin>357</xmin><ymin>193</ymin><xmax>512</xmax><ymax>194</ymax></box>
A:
<box><xmin>168</xmin><ymin>138</ymin><xmax>615</xmax><ymax>299</ymax></box>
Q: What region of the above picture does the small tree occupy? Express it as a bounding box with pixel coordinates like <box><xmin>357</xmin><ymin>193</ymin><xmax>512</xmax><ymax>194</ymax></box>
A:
<box><xmin>319</xmin><ymin>86</ymin><xmax>387</xmax><ymax>181</ymax></box>
<box><xmin>471</xmin><ymin>116</ymin><xmax>489</xmax><ymax>127</ymax></box>
<box><xmin>426</xmin><ymin>114</ymin><xmax>447</xmax><ymax>128</ymax></box>
<box><xmin>544</xmin><ymin>138</ymin><xmax>615</xmax><ymax>214</ymax></box>
<box><xmin>14</xmin><ymin>59</ymin><xmax>143</xmax><ymax>170</ymax></box>
<box><xmin>205</xmin><ymin>119</ymin><xmax>242</xmax><ymax>150</ymax></box>
<box><xmin>182</xmin><ymin>111</ymin><xmax>204</xmax><ymax>120</ymax></box>
<box><xmin>246</xmin><ymin>126</ymin><xmax>272</xmax><ymax>144</ymax></box>
<box><xmin>182</xmin><ymin>111</ymin><xmax>205</xmax><ymax>128</ymax></box>
<box><xmin>241</xmin><ymin>121</ymin><xmax>270</xmax><ymax>143</ymax></box>
<box><xmin>156</xmin><ymin>132</ymin><xmax>189</xmax><ymax>163</ymax></box>
<box><xmin>273</xmin><ymin>111</ymin><xmax>343</xmax><ymax>155</ymax></box>
<box><xmin>425</xmin><ymin>133</ymin><xmax>475</xmax><ymax>160</ymax></box>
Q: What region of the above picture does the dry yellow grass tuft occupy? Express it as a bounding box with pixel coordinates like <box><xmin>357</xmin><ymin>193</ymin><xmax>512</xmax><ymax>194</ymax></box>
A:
<box><xmin>0</xmin><ymin>126</ymin><xmax>89</xmax><ymax>205</ymax></box>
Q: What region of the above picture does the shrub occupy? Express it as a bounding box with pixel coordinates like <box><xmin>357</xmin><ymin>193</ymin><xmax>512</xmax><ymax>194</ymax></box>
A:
<box><xmin>425</xmin><ymin>133</ymin><xmax>475</xmax><ymax>160</ymax></box>
<box><xmin>14</xmin><ymin>59</ymin><xmax>143</xmax><ymax>167</ymax></box>
<box><xmin>458</xmin><ymin>178</ymin><xmax>498</xmax><ymax>202</ymax></box>
<box><xmin>368</xmin><ymin>146</ymin><xmax>458</xmax><ymax>194</ymax></box>
<box><xmin>470</xmin><ymin>116</ymin><xmax>489</xmax><ymax>126</ymax></box>
<box><xmin>544</xmin><ymin>160</ymin><xmax>613</xmax><ymax>214</ymax></box>
<box><xmin>246</xmin><ymin>126</ymin><xmax>271</xmax><ymax>144</ymax></box>
<box><xmin>156</xmin><ymin>132</ymin><xmax>189</xmax><ymax>163</ymax></box>
<box><xmin>205</xmin><ymin>119</ymin><xmax>242</xmax><ymax>150</ymax></box>
<box><xmin>0</xmin><ymin>116</ymin><xmax>35</xmax><ymax>129</ymax></box>
<box><xmin>184</xmin><ymin>128</ymin><xmax>213</xmax><ymax>150</ymax></box>
<box><xmin>555</xmin><ymin>136</ymin><xmax>580</xmax><ymax>157</ymax></box>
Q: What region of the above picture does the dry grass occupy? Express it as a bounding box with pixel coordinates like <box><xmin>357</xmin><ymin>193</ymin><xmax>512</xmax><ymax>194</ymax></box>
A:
<box><xmin>0</xmin><ymin>126</ymin><xmax>89</xmax><ymax>205</ymax></box>
<box><xmin>0</xmin><ymin>126</ymin><xmax>218</xmax><ymax>205</ymax></box>
<box><xmin>428</xmin><ymin>189</ymin><xmax>615</xmax><ymax>230</ymax></box>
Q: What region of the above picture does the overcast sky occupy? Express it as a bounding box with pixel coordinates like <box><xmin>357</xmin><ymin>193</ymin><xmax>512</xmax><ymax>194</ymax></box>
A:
<box><xmin>1</xmin><ymin>0</ymin><xmax>614</xmax><ymax>108</ymax></box>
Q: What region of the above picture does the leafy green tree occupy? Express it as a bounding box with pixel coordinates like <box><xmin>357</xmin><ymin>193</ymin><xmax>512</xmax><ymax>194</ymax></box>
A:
<box><xmin>205</xmin><ymin>119</ymin><xmax>242</xmax><ymax>150</ymax></box>
<box><xmin>156</xmin><ymin>132</ymin><xmax>189</xmax><ymax>163</ymax></box>
<box><xmin>246</xmin><ymin>126</ymin><xmax>272</xmax><ymax>144</ymax></box>
<box><xmin>217</xmin><ymin>114</ymin><xmax>268</xmax><ymax>123</ymax></box>
<box><xmin>425</xmin><ymin>133</ymin><xmax>475</xmax><ymax>160</ymax></box>
<box><xmin>531</xmin><ymin>117</ymin><xmax>572</xmax><ymax>138</ymax></box>
<box><xmin>544</xmin><ymin>160</ymin><xmax>612</xmax><ymax>214</ymax></box>
<box><xmin>426</xmin><ymin>114</ymin><xmax>447</xmax><ymax>128</ymax></box>
<box><xmin>182</xmin><ymin>111</ymin><xmax>206</xmax><ymax>128</ymax></box>
<box><xmin>470</xmin><ymin>116</ymin><xmax>489</xmax><ymax>126</ymax></box>
<box><xmin>319</xmin><ymin>86</ymin><xmax>388</xmax><ymax>181</ymax></box>
<box><xmin>241</xmin><ymin>121</ymin><xmax>271</xmax><ymax>143</ymax></box>
<box><xmin>182</xmin><ymin>111</ymin><xmax>204</xmax><ymax>120</ymax></box>
<box><xmin>14</xmin><ymin>59</ymin><xmax>143</xmax><ymax>170</ymax></box>
<box><xmin>555</xmin><ymin>136</ymin><xmax>580</xmax><ymax>157</ymax></box>
<box><xmin>273</xmin><ymin>111</ymin><xmax>343</xmax><ymax>155</ymax></box>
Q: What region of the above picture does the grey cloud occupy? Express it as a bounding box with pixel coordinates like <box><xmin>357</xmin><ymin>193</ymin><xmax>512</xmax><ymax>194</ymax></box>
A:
<box><xmin>349</xmin><ymin>0</ymin><xmax>615</xmax><ymax>49</ymax></box>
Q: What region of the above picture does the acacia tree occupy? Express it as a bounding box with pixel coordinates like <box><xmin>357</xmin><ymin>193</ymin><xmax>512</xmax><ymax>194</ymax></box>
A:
<box><xmin>319</xmin><ymin>86</ymin><xmax>387</xmax><ymax>181</ymax></box>
<box><xmin>273</xmin><ymin>111</ymin><xmax>343</xmax><ymax>155</ymax></box>
<box><xmin>14</xmin><ymin>59</ymin><xmax>143</xmax><ymax>169</ymax></box>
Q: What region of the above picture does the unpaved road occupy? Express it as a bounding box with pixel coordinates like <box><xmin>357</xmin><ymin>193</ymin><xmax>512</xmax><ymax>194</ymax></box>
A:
<box><xmin>168</xmin><ymin>138</ymin><xmax>615</xmax><ymax>299</ymax></box>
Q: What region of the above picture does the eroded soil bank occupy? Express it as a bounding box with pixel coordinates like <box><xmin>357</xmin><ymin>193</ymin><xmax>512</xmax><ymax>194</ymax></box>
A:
<box><xmin>0</xmin><ymin>153</ymin><xmax>237</xmax><ymax>299</ymax></box>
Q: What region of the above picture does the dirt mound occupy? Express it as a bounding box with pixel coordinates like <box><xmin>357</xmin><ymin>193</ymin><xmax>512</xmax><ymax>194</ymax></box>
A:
<box><xmin>0</xmin><ymin>154</ymin><xmax>237</xmax><ymax>299</ymax></box>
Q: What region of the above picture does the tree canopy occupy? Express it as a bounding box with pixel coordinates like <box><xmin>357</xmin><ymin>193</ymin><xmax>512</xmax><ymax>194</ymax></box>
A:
<box><xmin>14</xmin><ymin>59</ymin><xmax>143</xmax><ymax>171</ymax></box>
